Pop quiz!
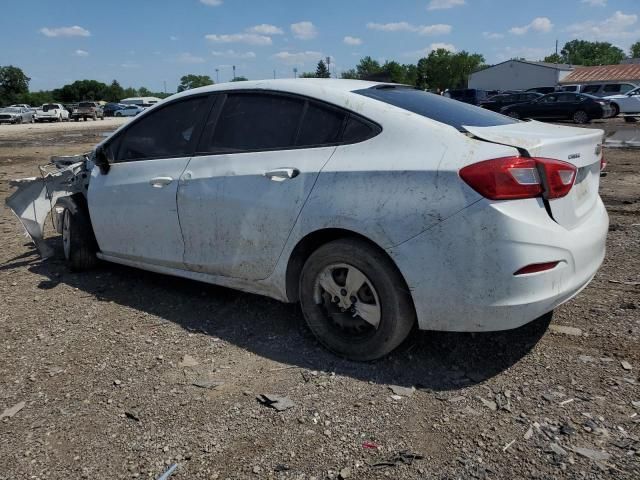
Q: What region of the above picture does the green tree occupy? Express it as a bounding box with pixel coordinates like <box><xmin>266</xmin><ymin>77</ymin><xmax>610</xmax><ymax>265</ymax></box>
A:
<box><xmin>543</xmin><ymin>53</ymin><xmax>563</xmax><ymax>63</ymax></box>
<box><xmin>138</xmin><ymin>86</ymin><xmax>152</xmax><ymax>96</ymax></box>
<box><xmin>0</xmin><ymin>65</ymin><xmax>30</xmax><ymax>105</ymax></box>
<box><xmin>416</xmin><ymin>49</ymin><xmax>484</xmax><ymax>90</ymax></box>
<box><xmin>177</xmin><ymin>74</ymin><xmax>213</xmax><ymax>92</ymax></box>
<box><xmin>230</xmin><ymin>76</ymin><xmax>248</xmax><ymax>82</ymax></box>
<box><xmin>315</xmin><ymin>60</ymin><xmax>330</xmax><ymax>78</ymax></box>
<box><xmin>299</xmin><ymin>72</ymin><xmax>317</xmax><ymax>78</ymax></box>
<box><xmin>630</xmin><ymin>41</ymin><xmax>640</xmax><ymax>58</ymax></box>
<box><xmin>51</xmin><ymin>80</ymin><xmax>110</xmax><ymax>102</ymax></box>
<box><xmin>340</xmin><ymin>68</ymin><xmax>358</xmax><ymax>79</ymax></box>
<box><xmin>356</xmin><ymin>56</ymin><xmax>381</xmax><ymax>79</ymax></box>
<box><xmin>105</xmin><ymin>80</ymin><xmax>124</xmax><ymax>102</ymax></box>
<box><xmin>561</xmin><ymin>40</ymin><xmax>625</xmax><ymax>65</ymax></box>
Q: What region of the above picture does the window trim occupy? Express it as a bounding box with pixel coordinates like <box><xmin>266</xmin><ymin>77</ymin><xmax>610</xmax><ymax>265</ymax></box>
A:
<box><xmin>107</xmin><ymin>93</ymin><xmax>217</xmax><ymax>163</ymax></box>
<box><xmin>193</xmin><ymin>89</ymin><xmax>381</xmax><ymax>157</ymax></box>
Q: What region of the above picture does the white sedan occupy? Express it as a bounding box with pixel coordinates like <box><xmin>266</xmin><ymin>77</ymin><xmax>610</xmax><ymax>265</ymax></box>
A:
<box><xmin>7</xmin><ymin>79</ymin><xmax>609</xmax><ymax>360</ymax></box>
<box><xmin>606</xmin><ymin>86</ymin><xmax>640</xmax><ymax>120</ymax></box>
<box><xmin>114</xmin><ymin>105</ymin><xmax>145</xmax><ymax>117</ymax></box>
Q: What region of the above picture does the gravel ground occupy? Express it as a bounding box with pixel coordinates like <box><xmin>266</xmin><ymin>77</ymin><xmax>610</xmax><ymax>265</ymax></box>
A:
<box><xmin>0</xmin><ymin>119</ymin><xmax>638</xmax><ymax>480</ymax></box>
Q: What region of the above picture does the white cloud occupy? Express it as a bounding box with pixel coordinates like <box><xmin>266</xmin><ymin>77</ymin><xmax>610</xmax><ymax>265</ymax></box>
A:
<box><xmin>246</xmin><ymin>24</ymin><xmax>284</xmax><ymax>35</ymax></box>
<box><xmin>211</xmin><ymin>49</ymin><xmax>256</xmax><ymax>59</ymax></box>
<box><xmin>427</xmin><ymin>0</ymin><xmax>465</xmax><ymax>10</ymax></box>
<box><xmin>40</xmin><ymin>25</ymin><xmax>90</xmax><ymax>37</ymax></box>
<box><xmin>273</xmin><ymin>50</ymin><xmax>323</xmax><ymax>65</ymax></box>
<box><xmin>120</xmin><ymin>62</ymin><xmax>140</xmax><ymax>69</ymax></box>
<box><xmin>205</xmin><ymin>33</ymin><xmax>272</xmax><ymax>45</ymax></box>
<box><xmin>509</xmin><ymin>17</ymin><xmax>554</xmax><ymax>35</ymax></box>
<box><xmin>343</xmin><ymin>36</ymin><xmax>363</xmax><ymax>46</ymax></box>
<box><xmin>366</xmin><ymin>22</ymin><xmax>451</xmax><ymax>35</ymax></box>
<box><xmin>169</xmin><ymin>35</ymin><xmax>179</xmax><ymax>41</ymax></box>
<box><xmin>200</xmin><ymin>0</ymin><xmax>222</xmax><ymax>5</ymax></box>
<box><xmin>417</xmin><ymin>24</ymin><xmax>452</xmax><ymax>35</ymax></box>
<box><xmin>406</xmin><ymin>43</ymin><xmax>457</xmax><ymax>57</ymax></box>
<box><xmin>566</xmin><ymin>10</ymin><xmax>639</xmax><ymax>41</ymax></box>
<box><xmin>176</xmin><ymin>52</ymin><xmax>206</xmax><ymax>64</ymax></box>
<box><xmin>73</xmin><ymin>49</ymin><xmax>89</xmax><ymax>57</ymax></box>
<box><xmin>429</xmin><ymin>42</ymin><xmax>457</xmax><ymax>52</ymax></box>
<box><xmin>483</xmin><ymin>32</ymin><xmax>505</xmax><ymax>40</ymax></box>
<box><xmin>291</xmin><ymin>21</ymin><xmax>318</xmax><ymax>40</ymax></box>
<box><xmin>581</xmin><ymin>0</ymin><xmax>606</xmax><ymax>6</ymax></box>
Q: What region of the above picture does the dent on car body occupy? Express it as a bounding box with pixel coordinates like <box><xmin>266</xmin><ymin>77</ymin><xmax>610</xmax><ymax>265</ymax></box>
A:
<box><xmin>5</xmin><ymin>155</ymin><xmax>91</xmax><ymax>258</ymax></box>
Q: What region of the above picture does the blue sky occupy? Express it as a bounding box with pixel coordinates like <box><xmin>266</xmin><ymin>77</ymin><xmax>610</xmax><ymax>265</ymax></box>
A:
<box><xmin>1</xmin><ymin>0</ymin><xmax>639</xmax><ymax>92</ymax></box>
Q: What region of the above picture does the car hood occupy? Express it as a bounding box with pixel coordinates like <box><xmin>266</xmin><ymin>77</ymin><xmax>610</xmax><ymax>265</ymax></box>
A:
<box><xmin>603</xmin><ymin>94</ymin><xmax>629</xmax><ymax>100</ymax></box>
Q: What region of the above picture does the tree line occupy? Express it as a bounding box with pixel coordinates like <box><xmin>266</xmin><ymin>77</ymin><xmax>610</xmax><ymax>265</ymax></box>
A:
<box><xmin>1</xmin><ymin>39</ymin><xmax>639</xmax><ymax>106</ymax></box>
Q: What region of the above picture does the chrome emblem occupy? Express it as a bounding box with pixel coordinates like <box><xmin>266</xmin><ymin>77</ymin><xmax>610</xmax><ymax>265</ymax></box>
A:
<box><xmin>568</xmin><ymin>153</ymin><xmax>581</xmax><ymax>160</ymax></box>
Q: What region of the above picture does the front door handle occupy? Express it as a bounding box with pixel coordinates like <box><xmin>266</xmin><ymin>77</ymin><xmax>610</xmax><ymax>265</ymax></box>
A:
<box><xmin>264</xmin><ymin>168</ymin><xmax>300</xmax><ymax>182</ymax></box>
<box><xmin>149</xmin><ymin>176</ymin><xmax>173</xmax><ymax>188</ymax></box>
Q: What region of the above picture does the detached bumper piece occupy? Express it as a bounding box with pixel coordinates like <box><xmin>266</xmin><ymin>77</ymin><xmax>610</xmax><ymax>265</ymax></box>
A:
<box><xmin>5</xmin><ymin>155</ymin><xmax>89</xmax><ymax>258</ymax></box>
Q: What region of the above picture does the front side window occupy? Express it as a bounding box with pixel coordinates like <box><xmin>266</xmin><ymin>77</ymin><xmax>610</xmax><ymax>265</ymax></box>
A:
<box><xmin>619</xmin><ymin>84</ymin><xmax>635</xmax><ymax>94</ymax></box>
<box><xmin>557</xmin><ymin>93</ymin><xmax>577</xmax><ymax>103</ymax></box>
<box><xmin>115</xmin><ymin>95</ymin><xmax>210</xmax><ymax>161</ymax></box>
<box><xmin>603</xmin><ymin>84</ymin><xmax>621</xmax><ymax>93</ymax></box>
<box><xmin>208</xmin><ymin>93</ymin><xmax>304</xmax><ymax>153</ymax></box>
<box><xmin>582</xmin><ymin>85</ymin><xmax>600</xmax><ymax>94</ymax></box>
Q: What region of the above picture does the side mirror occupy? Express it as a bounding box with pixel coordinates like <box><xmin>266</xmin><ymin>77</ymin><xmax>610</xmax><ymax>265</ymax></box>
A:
<box><xmin>95</xmin><ymin>145</ymin><xmax>111</xmax><ymax>174</ymax></box>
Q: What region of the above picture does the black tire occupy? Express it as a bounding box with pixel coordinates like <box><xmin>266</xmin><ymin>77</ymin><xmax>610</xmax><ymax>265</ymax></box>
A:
<box><xmin>62</xmin><ymin>206</ymin><xmax>99</xmax><ymax>271</ymax></box>
<box><xmin>573</xmin><ymin>110</ymin><xmax>589</xmax><ymax>124</ymax></box>
<box><xmin>611</xmin><ymin>103</ymin><xmax>620</xmax><ymax>117</ymax></box>
<box><xmin>299</xmin><ymin>238</ymin><xmax>416</xmax><ymax>361</ymax></box>
<box><xmin>74</xmin><ymin>117</ymin><xmax>79</xmax><ymax>122</ymax></box>
<box><xmin>624</xmin><ymin>116</ymin><xmax>638</xmax><ymax>123</ymax></box>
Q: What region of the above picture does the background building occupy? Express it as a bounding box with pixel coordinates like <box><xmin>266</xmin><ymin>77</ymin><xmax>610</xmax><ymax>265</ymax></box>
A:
<box><xmin>468</xmin><ymin>60</ymin><xmax>575</xmax><ymax>91</ymax></box>
<box><xmin>559</xmin><ymin>64</ymin><xmax>640</xmax><ymax>85</ymax></box>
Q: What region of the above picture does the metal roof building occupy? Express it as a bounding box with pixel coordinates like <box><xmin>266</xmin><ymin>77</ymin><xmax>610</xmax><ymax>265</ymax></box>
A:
<box><xmin>468</xmin><ymin>60</ymin><xmax>576</xmax><ymax>91</ymax></box>
<box><xmin>559</xmin><ymin>64</ymin><xmax>640</xmax><ymax>84</ymax></box>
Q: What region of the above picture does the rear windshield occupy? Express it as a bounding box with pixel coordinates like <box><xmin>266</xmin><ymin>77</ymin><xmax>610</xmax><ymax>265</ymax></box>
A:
<box><xmin>355</xmin><ymin>86</ymin><xmax>518</xmax><ymax>131</ymax></box>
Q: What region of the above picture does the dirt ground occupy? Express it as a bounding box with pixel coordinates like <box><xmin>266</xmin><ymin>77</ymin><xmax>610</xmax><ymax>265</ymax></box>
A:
<box><xmin>0</xmin><ymin>119</ymin><xmax>638</xmax><ymax>480</ymax></box>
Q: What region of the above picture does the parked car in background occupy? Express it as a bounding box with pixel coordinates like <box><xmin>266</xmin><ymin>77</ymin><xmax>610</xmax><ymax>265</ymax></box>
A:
<box><xmin>525</xmin><ymin>86</ymin><xmax>557</xmax><ymax>95</ymax></box>
<box><xmin>103</xmin><ymin>103</ymin><xmax>126</xmax><ymax>117</ymax></box>
<box><xmin>448</xmin><ymin>88</ymin><xmax>489</xmax><ymax>105</ymax></box>
<box><xmin>71</xmin><ymin>101</ymin><xmax>104</xmax><ymax>121</ymax></box>
<box><xmin>0</xmin><ymin>106</ymin><xmax>34</xmax><ymax>124</ymax></box>
<box><xmin>502</xmin><ymin>92</ymin><xmax>614</xmax><ymax>124</ymax></box>
<box><xmin>581</xmin><ymin>83</ymin><xmax>637</xmax><ymax>98</ymax></box>
<box><xmin>10</xmin><ymin>104</ymin><xmax>33</xmax><ymax>109</ymax></box>
<box><xmin>34</xmin><ymin>103</ymin><xmax>70</xmax><ymax>122</ymax></box>
<box><xmin>114</xmin><ymin>105</ymin><xmax>144</xmax><ymax>117</ymax></box>
<box><xmin>604</xmin><ymin>85</ymin><xmax>640</xmax><ymax>119</ymax></box>
<box><xmin>480</xmin><ymin>92</ymin><xmax>543</xmax><ymax>112</ymax></box>
<box><xmin>558</xmin><ymin>85</ymin><xmax>582</xmax><ymax>93</ymax></box>
<box><xmin>7</xmin><ymin>79</ymin><xmax>609</xmax><ymax>361</ymax></box>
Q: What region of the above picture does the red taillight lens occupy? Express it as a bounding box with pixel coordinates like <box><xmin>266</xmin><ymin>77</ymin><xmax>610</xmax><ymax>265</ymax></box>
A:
<box><xmin>600</xmin><ymin>155</ymin><xmax>607</xmax><ymax>171</ymax></box>
<box><xmin>514</xmin><ymin>261</ymin><xmax>560</xmax><ymax>275</ymax></box>
<box><xmin>459</xmin><ymin>157</ymin><xmax>577</xmax><ymax>200</ymax></box>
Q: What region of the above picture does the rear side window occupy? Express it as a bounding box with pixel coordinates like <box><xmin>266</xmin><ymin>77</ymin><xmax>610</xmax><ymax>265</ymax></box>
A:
<box><xmin>209</xmin><ymin>93</ymin><xmax>304</xmax><ymax>153</ymax></box>
<box><xmin>342</xmin><ymin>115</ymin><xmax>379</xmax><ymax>143</ymax></box>
<box><xmin>582</xmin><ymin>85</ymin><xmax>601</xmax><ymax>94</ymax></box>
<box><xmin>355</xmin><ymin>87</ymin><xmax>518</xmax><ymax>131</ymax></box>
<box><xmin>297</xmin><ymin>102</ymin><xmax>346</xmax><ymax>147</ymax></box>
<box><xmin>115</xmin><ymin>96</ymin><xmax>210</xmax><ymax>161</ymax></box>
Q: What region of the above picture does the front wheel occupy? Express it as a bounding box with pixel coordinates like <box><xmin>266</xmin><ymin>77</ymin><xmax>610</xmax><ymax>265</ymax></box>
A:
<box><xmin>573</xmin><ymin>110</ymin><xmax>590</xmax><ymax>124</ymax></box>
<box><xmin>62</xmin><ymin>207</ymin><xmax>98</xmax><ymax>271</ymax></box>
<box><xmin>299</xmin><ymin>238</ymin><xmax>416</xmax><ymax>361</ymax></box>
<box><xmin>610</xmin><ymin>104</ymin><xmax>620</xmax><ymax>117</ymax></box>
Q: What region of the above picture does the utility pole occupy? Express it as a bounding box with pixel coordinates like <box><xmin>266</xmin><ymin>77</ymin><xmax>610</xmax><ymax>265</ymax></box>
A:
<box><xmin>293</xmin><ymin>67</ymin><xmax>298</xmax><ymax>79</ymax></box>
<box><xmin>326</xmin><ymin>56</ymin><xmax>331</xmax><ymax>78</ymax></box>
<box><xmin>232</xmin><ymin>65</ymin><xmax>236</xmax><ymax>81</ymax></box>
<box><xmin>215</xmin><ymin>68</ymin><xmax>219</xmax><ymax>83</ymax></box>
<box><xmin>163</xmin><ymin>80</ymin><xmax>167</xmax><ymax>94</ymax></box>
<box><xmin>273</xmin><ymin>69</ymin><xmax>276</xmax><ymax>79</ymax></box>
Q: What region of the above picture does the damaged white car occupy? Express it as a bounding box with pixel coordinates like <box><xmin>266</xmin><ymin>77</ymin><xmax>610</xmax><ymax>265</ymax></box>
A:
<box><xmin>6</xmin><ymin>79</ymin><xmax>609</xmax><ymax>360</ymax></box>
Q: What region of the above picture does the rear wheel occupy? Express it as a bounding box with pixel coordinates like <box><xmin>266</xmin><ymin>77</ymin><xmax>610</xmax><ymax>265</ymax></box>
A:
<box><xmin>299</xmin><ymin>238</ymin><xmax>416</xmax><ymax>361</ymax></box>
<box><xmin>573</xmin><ymin>110</ymin><xmax>589</xmax><ymax>124</ymax></box>
<box><xmin>62</xmin><ymin>207</ymin><xmax>98</xmax><ymax>271</ymax></box>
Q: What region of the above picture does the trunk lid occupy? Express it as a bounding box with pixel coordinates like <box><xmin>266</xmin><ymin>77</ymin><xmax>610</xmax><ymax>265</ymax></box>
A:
<box><xmin>464</xmin><ymin>120</ymin><xmax>604</xmax><ymax>229</ymax></box>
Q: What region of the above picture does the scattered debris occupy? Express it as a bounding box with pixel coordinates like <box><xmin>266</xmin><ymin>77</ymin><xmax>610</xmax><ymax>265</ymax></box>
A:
<box><xmin>256</xmin><ymin>394</ymin><xmax>295</xmax><ymax>412</ymax></box>
<box><xmin>571</xmin><ymin>446</ymin><xmax>611</xmax><ymax>462</ymax></box>
<box><xmin>390</xmin><ymin>394</ymin><xmax>403</xmax><ymax>401</ymax></box>
<box><xmin>362</xmin><ymin>441</ymin><xmax>379</xmax><ymax>449</ymax></box>
<box><xmin>369</xmin><ymin>450</ymin><xmax>424</xmax><ymax>469</ymax></box>
<box><xmin>549</xmin><ymin>443</ymin><xmax>568</xmax><ymax>456</ymax></box>
<box><xmin>339</xmin><ymin>467</ymin><xmax>351</xmax><ymax>479</ymax></box>
<box><xmin>0</xmin><ymin>401</ymin><xmax>25</xmax><ymax>420</ymax></box>
<box><xmin>252</xmin><ymin>466</ymin><xmax>262</xmax><ymax>474</ymax></box>
<box><xmin>179</xmin><ymin>355</ymin><xmax>199</xmax><ymax>368</ymax></box>
<box><xmin>524</xmin><ymin>427</ymin><xmax>534</xmax><ymax>440</ymax></box>
<box><xmin>621</xmin><ymin>360</ymin><xmax>632</xmax><ymax>371</ymax></box>
<box><xmin>389</xmin><ymin>385</ymin><xmax>415</xmax><ymax>397</ymax></box>
<box><xmin>156</xmin><ymin>463</ymin><xmax>178</xmax><ymax>480</ymax></box>
<box><xmin>503</xmin><ymin>439</ymin><xmax>516</xmax><ymax>452</ymax></box>
<box><xmin>124</xmin><ymin>410</ymin><xmax>140</xmax><ymax>422</ymax></box>
<box><xmin>548</xmin><ymin>325</ymin><xmax>583</xmax><ymax>336</ymax></box>
<box><xmin>560</xmin><ymin>398</ymin><xmax>575</xmax><ymax>406</ymax></box>
<box><xmin>192</xmin><ymin>377</ymin><xmax>224</xmax><ymax>389</ymax></box>
<box><xmin>478</xmin><ymin>396</ymin><xmax>497</xmax><ymax>411</ymax></box>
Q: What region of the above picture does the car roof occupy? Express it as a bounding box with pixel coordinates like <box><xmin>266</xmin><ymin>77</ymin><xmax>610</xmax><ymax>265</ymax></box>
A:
<box><xmin>173</xmin><ymin>78</ymin><xmax>389</xmax><ymax>101</ymax></box>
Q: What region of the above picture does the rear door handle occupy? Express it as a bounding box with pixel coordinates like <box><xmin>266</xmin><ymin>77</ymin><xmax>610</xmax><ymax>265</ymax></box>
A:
<box><xmin>149</xmin><ymin>176</ymin><xmax>173</xmax><ymax>188</ymax></box>
<box><xmin>264</xmin><ymin>168</ymin><xmax>300</xmax><ymax>182</ymax></box>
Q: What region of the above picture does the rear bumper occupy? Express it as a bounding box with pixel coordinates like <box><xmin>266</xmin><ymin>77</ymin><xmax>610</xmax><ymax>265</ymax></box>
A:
<box><xmin>388</xmin><ymin>197</ymin><xmax>608</xmax><ymax>332</ymax></box>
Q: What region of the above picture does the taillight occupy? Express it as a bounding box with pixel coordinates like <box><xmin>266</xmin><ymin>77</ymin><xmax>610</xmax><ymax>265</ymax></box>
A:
<box><xmin>459</xmin><ymin>156</ymin><xmax>577</xmax><ymax>200</ymax></box>
<box><xmin>514</xmin><ymin>261</ymin><xmax>559</xmax><ymax>275</ymax></box>
<box><xmin>600</xmin><ymin>155</ymin><xmax>607</xmax><ymax>171</ymax></box>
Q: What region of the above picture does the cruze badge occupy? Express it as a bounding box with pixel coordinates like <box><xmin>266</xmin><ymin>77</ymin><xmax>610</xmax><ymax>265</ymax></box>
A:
<box><xmin>568</xmin><ymin>153</ymin><xmax>581</xmax><ymax>160</ymax></box>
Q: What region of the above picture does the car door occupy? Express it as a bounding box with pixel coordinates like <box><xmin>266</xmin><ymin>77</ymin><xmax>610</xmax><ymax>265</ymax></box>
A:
<box><xmin>88</xmin><ymin>94</ymin><xmax>214</xmax><ymax>268</ymax></box>
<box><xmin>178</xmin><ymin>92</ymin><xmax>346</xmax><ymax>280</ymax></box>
